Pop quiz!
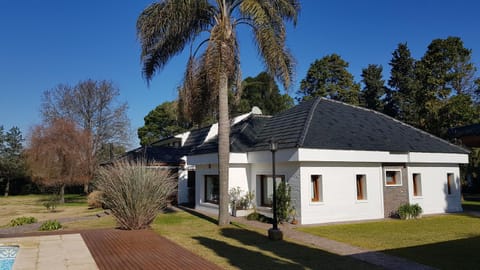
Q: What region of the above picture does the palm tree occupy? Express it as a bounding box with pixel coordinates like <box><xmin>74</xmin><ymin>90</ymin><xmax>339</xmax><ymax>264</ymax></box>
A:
<box><xmin>137</xmin><ymin>0</ymin><xmax>299</xmax><ymax>226</ymax></box>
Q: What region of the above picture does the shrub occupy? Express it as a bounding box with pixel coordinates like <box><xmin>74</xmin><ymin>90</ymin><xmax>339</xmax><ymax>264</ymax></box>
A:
<box><xmin>10</xmin><ymin>216</ymin><xmax>38</xmax><ymax>227</ymax></box>
<box><xmin>276</xmin><ymin>181</ymin><xmax>293</xmax><ymax>223</ymax></box>
<box><xmin>39</xmin><ymin>220</ymin><xmax>62</xmax><ymax>231</ymax></box>
<box><xmin>95</xmin><ymin>160</ymin><xmax>177</xmax><ymax>230</ymax></box>
<box><xmin>229</xmin><ymin>187</ymin><xmax>255</xmax><ymax>214</ymax></box>
<box><xmin>87</xmin><ymin>190</ymin><xmax>104</xmax><ymax>208</ymax></box>
<box><xmin>246</xmin><ymin>212</ymin><xmax>272</xmax><ymax>223</ymax></box>
<box><xmin>398</xmin><ymin>203</ymin><xmax>423</xmax><ymax>220</ymax></box>
<box><xmin>43</xmin><ymin>194</ymin><xmax>60</xmax><ymax>212</ymax></box>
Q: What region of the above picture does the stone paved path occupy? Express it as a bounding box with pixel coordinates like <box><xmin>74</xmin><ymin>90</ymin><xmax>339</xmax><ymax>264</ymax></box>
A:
<box><xmin>180</xmin><ymin>206</ymin><xmax>436</xmax><ymax>270</ymax></box>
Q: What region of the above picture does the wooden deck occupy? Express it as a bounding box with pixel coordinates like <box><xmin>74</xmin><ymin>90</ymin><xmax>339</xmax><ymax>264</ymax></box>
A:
<box><xmin>81</xmin><ymin>229</ymin><xmax>222</xmax><ymax>270</ymax></box>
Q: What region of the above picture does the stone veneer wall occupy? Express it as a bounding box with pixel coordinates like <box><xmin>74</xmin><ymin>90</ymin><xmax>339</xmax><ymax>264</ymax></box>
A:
<box><xmin>383</xmin><ymin>166</ymin><xmax>409</xmax><ymax>217</ymax></box>
<box><xmin>288</xmin><ymin>167</ymin><xmax>301</xmax><ymax>223</ymax></box>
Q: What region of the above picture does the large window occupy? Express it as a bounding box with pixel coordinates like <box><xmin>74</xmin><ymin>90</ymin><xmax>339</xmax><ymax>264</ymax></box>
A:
<box><xmin>385</xmin><ymin>170</ymin><xmax>402</xmax><ymax>186</ymax></box>
<box><xmin>356</xmin><ymin>174</ymin><xmax>367</xmax><ymax>200</ymax></box>
<box><xmin>259</xmin><ymin>175</ymin><xmax>284</xmax><ymax>207</ymax></box>
<box><xmin>311</xmin><ymin>175</ymin><xmax>323</xmax><ymax>202</ymax></box>
<box><xmin>412</xmin><ymin>173</ymin><xmax>422</xmax><ymax>197</ymax></box>
<box><xmin>205</xmin><ymin>175</ymin><xmax>219</xmax><ymax>204</ymax></box>
<box><xmin>447</xmin><ymin>173</ymin><xmax>454</xmax><ymax>195</ymax></box>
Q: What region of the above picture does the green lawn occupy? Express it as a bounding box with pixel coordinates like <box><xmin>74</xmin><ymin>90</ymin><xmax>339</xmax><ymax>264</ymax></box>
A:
<box><xmin>298</xmin><ymin>214</ymin><xmax>480</xmax><ymax>269</ymax></box>
<box><xmin>0</xmin><ymin>194</ymin><xmax>100</xmax><ymax>226</ymax></box>
<box><xmin>151</xmin><ymin>209</ymin><xmax>380</xmax><ymax>270</ymax></box>
<box><xmin>462</xmin><ymin>195</ymin><xmax>480</xmax><ymax>212</ymax></box>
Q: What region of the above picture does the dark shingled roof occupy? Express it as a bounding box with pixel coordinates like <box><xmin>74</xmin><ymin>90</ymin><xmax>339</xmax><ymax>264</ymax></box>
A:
<box><xmin>448</xmin><ymin>123</ymin><xmax>480</xmax><ymax>138</ymax></box>
<box><xmin>193</xmin><ymin>97</ymin><xmax>468</xmax><ymax>155</ymax></box>
<box><xmin>122</xmin><ymin>126</ymin><xmax>212</xmax><ymax>165</ymax></box>
<box><xmin>123</xmin><ymin>146</ymin><xmax>188</xmax><ymax>165</ymax></box>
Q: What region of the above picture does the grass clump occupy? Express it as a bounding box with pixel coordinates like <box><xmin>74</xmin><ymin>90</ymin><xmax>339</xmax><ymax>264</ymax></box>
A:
<box><xmin>39</xmin><ymin>220</ymin><xmax>62</xmax><ymax>231</ymax></box>
<box><xmin>95</xmin><ymin>160</ymin><xmax>176</xmax><ymax>230</ymax></box>
<box><xmin>42</xmin><ymin>194</ymin><xmax>60</xmax><ymax>212</ymax></box>
<box><xmin>397</xmin><ymin>203</ymin><xmax>423</xmax><ymax>220</ymax></box>
<box><xmin>10</xmin><ymin>216</ymin><xmax>38</xmax><ymax>227</ymax></box>
<box><xmin>87</xmin><ymin>190</ymin><xmax>104</xmax><ymax>209</ymax></box>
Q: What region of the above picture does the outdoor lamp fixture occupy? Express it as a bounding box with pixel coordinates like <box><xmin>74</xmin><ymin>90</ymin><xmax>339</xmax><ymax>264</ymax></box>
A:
<box><xmin>268</xmin><ymin>138</ymin><xmax>283</xmax><ymax>240</ymax></box>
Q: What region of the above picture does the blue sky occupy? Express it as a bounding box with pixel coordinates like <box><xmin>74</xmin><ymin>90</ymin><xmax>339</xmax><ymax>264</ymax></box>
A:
<box><xmin>1</xmin><ymin>1</ymin><xmax>479</xmax><ymax>148</ymax></box>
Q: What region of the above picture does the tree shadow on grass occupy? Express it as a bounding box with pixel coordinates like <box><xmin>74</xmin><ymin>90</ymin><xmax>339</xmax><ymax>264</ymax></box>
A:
<box><xmin>383</xmin><ymin>235</ymin><xmax>480</xmax><ymax>269</ymax></box>
<box><xmin>194</xmin><ymin>228</ymin><xmax>379</xmax><ymax>270</ymax></box>
<box><xmin>178</xmin><ymin>206</ymin><xmax>218</xmax><ymax>225</ymax></box>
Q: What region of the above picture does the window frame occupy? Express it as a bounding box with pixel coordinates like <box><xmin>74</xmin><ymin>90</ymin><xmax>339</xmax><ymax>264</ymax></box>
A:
<box><xmin>447</xmin><ymin>173</ymin><xmax>454</xmax><ymax>196</ymax></box>
<box><xmin>385</xmin><ymin>169</ymin><xmax>402</xmax><ymax>186</ymax></box>
<box><xmin>412</xmin><ymin>173</ymin><xmax>422</xmax><ymax>197</ymax></box>
<box><xmin>356</xmin><ymin>174</ymin><xmax>367</xmax><ymax>201</ymax></box>
<box><xmin>311</xmin><ymin>175</ymin><xmax>323</xmax><ymax>203</ymax></box>
<box><xmin>204</xmin><ymin>175</ymin><xmax>219</xmax><ymax>204</ymax></box>
<box><xmin>259</xmin><ymin>175</ymin><xmax>284</xmax><ymax>207</ymax></box>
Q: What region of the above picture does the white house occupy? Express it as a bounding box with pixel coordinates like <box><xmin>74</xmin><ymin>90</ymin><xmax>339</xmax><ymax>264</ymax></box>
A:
<box><xmin>184</xmin><ymin>97</ymin><xmax>469</xmax><ymax>224</ymax></box>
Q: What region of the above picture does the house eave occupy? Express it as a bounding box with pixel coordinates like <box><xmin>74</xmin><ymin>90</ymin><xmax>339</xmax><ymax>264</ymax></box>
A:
<box><xmin>297</xmin><ymin>148</ymin><xmax>469</xmax><ymax>164</ymax></box>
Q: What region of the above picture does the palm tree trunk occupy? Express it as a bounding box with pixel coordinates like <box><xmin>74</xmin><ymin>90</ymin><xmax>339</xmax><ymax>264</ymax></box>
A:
<box><xmin>217</xmin><ymin>71</ymin><xmax>230</xmax><ymax>226</ymax></box>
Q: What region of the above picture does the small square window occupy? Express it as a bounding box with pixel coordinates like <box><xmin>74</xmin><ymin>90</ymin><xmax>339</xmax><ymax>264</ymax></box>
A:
<box><xmin>412</xmin><ymin>173</ymin><xmax>422</xmax><ymax>197</ymax></box>
<box><xmin>356</xmin><ymin>174</ymin><xmax>367</xmax><ymax>200</ymax></box>
<box><xmin>385</xmin><ymin>170</ymin><xmax>402</xmax><ymax>186</ymax></box>
<box><xmin>311</xmin><ymin>175</ymin><xmax>323</xmax><ymax>202</ymax></box>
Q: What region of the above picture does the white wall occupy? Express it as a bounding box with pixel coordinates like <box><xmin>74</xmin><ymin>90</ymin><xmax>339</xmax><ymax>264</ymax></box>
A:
<box><xmin>177</xmin><ymin>168</ymin><xmax>189</xmax><ymax>204</ymax></box>
<box><xmin>190</xmin><ymin>149</ymin><xmax>465</xmax><ymax>223</ymax></box>
<box><xmin>298</xmin><ymin>162</ymin><xmax>384</xmax><ymax>224</ymax></box>
<box><xmin>407</xmin><ymin>164</ymin><xmax>462</xmax><ymax>214</ymax></box>
<box><xmin>249</xmin><ymin>161</ymin><xmax>300</xmax><ymax>210</ymax></box>
<box><xmin>194</xmin><ymin>164</ymin><xmax>251</xmax><ymax>215</ymax></box>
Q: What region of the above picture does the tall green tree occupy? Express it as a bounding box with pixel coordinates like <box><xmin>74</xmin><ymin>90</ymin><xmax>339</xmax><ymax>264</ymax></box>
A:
<box><xmin>386</xmin><ymin>43</ymin><xmax>418</xmax><ymax>121</ymax></box>
<box><xmin>416</xmin><ymin>37</ymin><xmax>479</xmax><ymax>135</ymax></box>
<box><xmin>138</xmin><ymin>101</ymin><xmax>191</xmax><ymax>146</ymax></box>
<box><xmin>360</xmin><ymin>64</ymin><xmax>386</xmax><ymax>111</ymax></box>
<box><xmin>297</xmin><ymin>54</ymin><xmax>361</xmax><ymax>104</ymax></box>
<box><xmin>0</xmin><ymin>126</ymin><xmax>26</xmax><ymax>196</ymax></box>
<box><xmin>137</xmin><ymin>0</ymin><xmax>299</xmax><ymax>226</ymax></box>
<box><xmin>237</xmin><ymin>72</ymin><xmax>294</xmax><ymax>115</ymax></box>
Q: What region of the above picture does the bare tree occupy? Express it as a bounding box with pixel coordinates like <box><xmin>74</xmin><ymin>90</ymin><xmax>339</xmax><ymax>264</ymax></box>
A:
<box><xmin>41</xmin><ymin>79</ymin><xmax>131</xmax><ymax>192</ymax></box>
<box><xmin>26</xmin><ymin>119</ymin><xmax>92</xmax><ymax>203</ymax></box>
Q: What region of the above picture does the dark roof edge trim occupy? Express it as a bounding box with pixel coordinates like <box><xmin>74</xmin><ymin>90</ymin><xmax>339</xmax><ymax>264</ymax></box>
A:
<box><xmin>297</xmin><ymin>97</ymin><xmax>322</xmax><ymax>147</ymax></box>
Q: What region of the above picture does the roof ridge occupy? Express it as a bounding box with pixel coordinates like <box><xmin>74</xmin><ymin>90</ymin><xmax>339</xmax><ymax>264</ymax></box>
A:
<box><xmin>321</xmin><ymin>98</ymin><xmax>469</xmax><ymax>154</ymax></box>
<box><xmin>297</xmin><ymin>97</ymin><xmax>322</xmax><ymax>147</ymax></box>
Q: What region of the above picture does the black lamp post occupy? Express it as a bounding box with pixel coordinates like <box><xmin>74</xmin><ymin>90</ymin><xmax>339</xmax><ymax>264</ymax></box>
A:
<box><xmin>268</xmin><ymin>138</ymin><xmax>283</xmax><ymax>240</ymax></box>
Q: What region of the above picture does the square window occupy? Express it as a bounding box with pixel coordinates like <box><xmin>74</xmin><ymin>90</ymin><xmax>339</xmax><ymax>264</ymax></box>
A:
<box><xmin>356</xmin><ymin>174</ymin><xmax>367</xmax><ymax>200</ymax></box>
<box><xmin>412</xmin><ymin>173</ymin><xmax>422</xmax><ymax>196</ymax></box>
<box><xmin>385</xmin><ymin>170</ymin><xmax>402</xmax><ymax>186</ymax></box>
<box><xmin>311</xmin><ymin>175</ymin><xmax>323</xmax><ymax>202</ymax></box>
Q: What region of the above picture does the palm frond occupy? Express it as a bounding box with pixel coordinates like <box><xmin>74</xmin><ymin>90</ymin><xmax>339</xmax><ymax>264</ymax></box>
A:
<box><xmin>137</xmin><ymin>0</ymin><xmax>214</xmax><ymax>82</ymax></box>
<box><xmin>239</xmin><ymin>0</ymin><xmax>299</xmax><ymax>89</ymax></box>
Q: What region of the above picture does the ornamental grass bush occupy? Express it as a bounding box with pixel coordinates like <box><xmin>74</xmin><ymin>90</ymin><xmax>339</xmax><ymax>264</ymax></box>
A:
<box><xmin>398</xmin><ymin>203</ymin><xmax>423</xmax><ymax>220</ymax></box>
<box><xmin>87</xmin><ymin>190</ymin><xmax>104</xmax><ymax>209</ymax></box>
<box><xmin>95</xmin><ymin>160</ymin><xmax>176</xmax><ymax>230</ymax></box>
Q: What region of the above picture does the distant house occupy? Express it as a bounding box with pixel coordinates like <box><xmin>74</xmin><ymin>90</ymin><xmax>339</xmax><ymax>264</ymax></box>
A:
<box><xmin>131</xmin><ymin>97</ymin><xmax>469</xmax><ymax>224</ymax></box>
<box><xmin>449</xmin><ymin>123</ymin><xmax>480</xmax><ymax>147</ymax></box>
